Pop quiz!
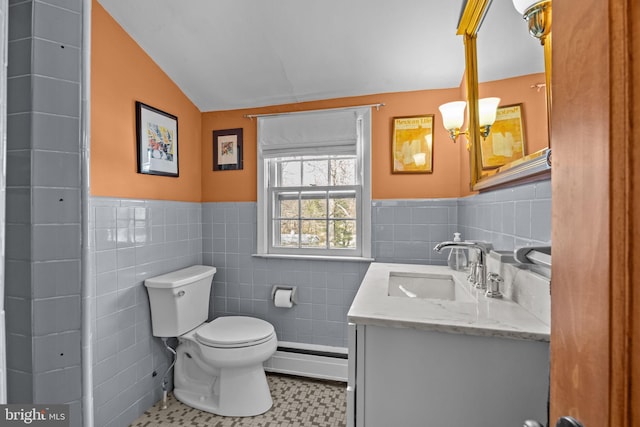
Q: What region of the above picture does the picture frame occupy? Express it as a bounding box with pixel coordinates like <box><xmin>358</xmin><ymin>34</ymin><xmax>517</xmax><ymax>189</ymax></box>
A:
<box><xmin>136</xmin><ymin>101</ymin><xmax>179</xmax><ymax>177</ymax></box>
<box><xmin>391</xmin><ymin>115</ymin><xmax>434</xmax><ymax>174</ymax></box>
<box><xmin>213</xmin><ymin>128</ymin><xmax>243</xmax><ymax>171</ymax></box>
<box><xmin>481</xmin><ymin>103</ymin><xmax>526</xmax><ymax>170</ymax></box>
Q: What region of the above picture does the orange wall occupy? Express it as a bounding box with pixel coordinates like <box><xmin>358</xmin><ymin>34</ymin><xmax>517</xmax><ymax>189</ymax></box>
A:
<box><xmin>91</xmin><ymin>1</ymin><xmax>202</xmax><ymax>202</ymax></box>
<box><xmin>202</xmin><ymin>89</ymin><xmax>465</xmax><ymax>202</ymax></box>
<box><xmin>479</xmin><ymin>73</ymin><xmax>548</xmax><ymax>156</ymax></box>
<box><xmin>92</xmin><ymin>2</ymin><xmax>537</xmax><ymax>203</ymax></box>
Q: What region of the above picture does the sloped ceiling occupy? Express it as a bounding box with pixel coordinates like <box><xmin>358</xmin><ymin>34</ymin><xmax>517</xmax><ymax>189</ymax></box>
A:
<box><xmin>97</xmin><ymin>0</ymin><xmax>542</xmax><ymax>112</ymax></box>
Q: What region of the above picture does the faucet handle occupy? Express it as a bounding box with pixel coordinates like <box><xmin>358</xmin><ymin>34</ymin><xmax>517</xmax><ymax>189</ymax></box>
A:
<box><xmin>467</xmin><ymin>261</ymin><xmax>478</xmax><ymax>284</ymax></box>
<box><xmin>485</xmin><ymin>272</ymin><xmax>503</xmax><ymax>298</ymax></box>
<box><xmin>474</xmin><ymin>262</ymin><xmax>487</xmax><ymax>289</ymax></box>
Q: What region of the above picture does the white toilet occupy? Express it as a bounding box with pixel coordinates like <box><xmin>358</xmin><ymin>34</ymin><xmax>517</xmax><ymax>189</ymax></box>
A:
<box><xmin>144</xmin><ymin>265</ymin><xmax>277</xmax><ymax>416</ymax></box>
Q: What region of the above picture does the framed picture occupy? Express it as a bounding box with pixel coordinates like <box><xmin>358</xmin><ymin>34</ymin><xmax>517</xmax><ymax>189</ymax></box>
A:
<box><xmin>136</xmin><ymin>101</ymin><xmax>179</xmax><ymax>177</ymax></box>
<box><xmin>391</xmin><ymin>115</ymin><xmax>434</xmax><ymax>174</ymax></box>
<box><xmin>213</xmin><ymin>128</ymin><xmax>243</xmax><ymax>171</ymax></box>
<box><xmin>481</xmin><ymin>103</ymin><xmax>526</xmax><ymax>170</ymax></box>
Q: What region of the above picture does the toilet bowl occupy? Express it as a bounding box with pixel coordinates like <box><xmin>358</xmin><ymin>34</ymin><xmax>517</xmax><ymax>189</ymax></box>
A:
<box><xmin>174</xmin><ymin>316</ymin><xmax>277</xmax><ymax>416</ymax></box>
<box><xmin>144</xmin><ymin>265</ymin><xmax>277</xmax><ymax>416</ymax></box>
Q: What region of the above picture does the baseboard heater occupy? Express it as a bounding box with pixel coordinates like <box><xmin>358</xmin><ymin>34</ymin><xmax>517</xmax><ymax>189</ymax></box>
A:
<box><xmin>263</xmin><ymin>341</ymin><xmax>348</xmax><ymax>382</ymax></box>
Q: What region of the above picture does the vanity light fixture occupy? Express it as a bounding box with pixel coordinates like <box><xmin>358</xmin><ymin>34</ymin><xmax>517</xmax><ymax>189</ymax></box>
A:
<box><xmin>438</xmin><ymin>101</ymin><xmax>467</xmax><ymax>142</ymax></box>
<box><xmin>438</xmin><ymin>97</ymin><xmax>501</xmax><ymax>144</ymax></box>
<box><xmin>513</xmin><ymin>0</ymin><xmax>552</xmax><ymax>115</ymax></box>
<box><xmin>477</xmin><ymin>97</ymin><xmax>501</xmax><ymax>138</ymax></box>
<box><xmin>512</xmin><ymin>0</ymin><xmax>551</xmax><ymax>44</ymax></box>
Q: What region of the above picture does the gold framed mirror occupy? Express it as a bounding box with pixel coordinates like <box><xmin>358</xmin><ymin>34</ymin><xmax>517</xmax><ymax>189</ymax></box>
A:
<box><xmin>458</xmin><ymin>0</ymin><xmax>552</xmax><ymax>191</ymax></box>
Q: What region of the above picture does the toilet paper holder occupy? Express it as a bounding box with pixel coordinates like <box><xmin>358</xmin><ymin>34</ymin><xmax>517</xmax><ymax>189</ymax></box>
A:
<box><xmin>271</xmin><ymin>285</ymin><xmax>297</xmax><ymax>306</ymax></box>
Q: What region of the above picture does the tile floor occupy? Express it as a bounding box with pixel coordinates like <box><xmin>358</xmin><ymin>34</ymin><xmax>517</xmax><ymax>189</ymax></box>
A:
<box><xmin>130</xmin><ymin>374</ymin><xmax>347</xmax><ymax>427</ymax></box>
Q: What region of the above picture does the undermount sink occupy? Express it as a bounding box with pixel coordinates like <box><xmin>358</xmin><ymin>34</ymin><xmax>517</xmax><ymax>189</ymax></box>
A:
<box><xmin>387</xmin><ymin>271</ymin><xmax>473</xmax><ymax>302</ymax></box>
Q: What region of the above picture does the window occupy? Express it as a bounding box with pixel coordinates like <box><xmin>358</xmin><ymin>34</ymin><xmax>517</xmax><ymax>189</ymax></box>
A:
<box><xmin>257</xmin><ymin>107</ymin><xmax>371</xmax><ymax>259</ymax></box>
<box><xmin>270</xmin><ymin>156</ymin><xmax>359</xmax><ymax>254</ymax></box>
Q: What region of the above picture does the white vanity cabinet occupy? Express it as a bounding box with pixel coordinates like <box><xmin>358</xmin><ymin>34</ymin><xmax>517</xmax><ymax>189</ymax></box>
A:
<box><xmin>348</xmin><ymin>323</ymin><xmax>549</xmax><ymax>427</ymax></box>
<box><xmin>347</xmin><ymin>263</ymin><xmax>551</xmax><ymax>427</ymax></box>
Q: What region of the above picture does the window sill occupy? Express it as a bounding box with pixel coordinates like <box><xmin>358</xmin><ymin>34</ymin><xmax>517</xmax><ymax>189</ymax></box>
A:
<box><xmin>252</xmin><ymin>253</ymin><xmax>374</xmax><ymax>263</ymax></box>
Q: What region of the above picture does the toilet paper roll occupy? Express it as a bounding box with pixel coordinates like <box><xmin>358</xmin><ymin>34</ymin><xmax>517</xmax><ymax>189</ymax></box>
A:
<box><xmin>274</xmin><ymin>289</ymin><xmax>293</xmax><ymax>308</ymax></box>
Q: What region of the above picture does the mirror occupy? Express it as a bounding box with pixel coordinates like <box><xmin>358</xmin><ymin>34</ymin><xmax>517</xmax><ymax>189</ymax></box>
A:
<box><xmin>458</xmin><ymin>0</ymin><xmax>551</xmax><ymax>191</ymax></box>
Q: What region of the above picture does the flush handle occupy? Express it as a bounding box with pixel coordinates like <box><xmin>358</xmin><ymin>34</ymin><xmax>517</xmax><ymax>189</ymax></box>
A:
<box><xmin>176</xmin><ymin>290</ymin><xmax>185</xmax><ymax>297</ymax></box>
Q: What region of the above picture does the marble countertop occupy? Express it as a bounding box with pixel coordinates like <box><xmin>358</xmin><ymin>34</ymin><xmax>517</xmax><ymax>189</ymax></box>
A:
<box><xmin>347</xmin><ymin>263</ymin><xmax>550</xmax><ymax>342</ymax></box>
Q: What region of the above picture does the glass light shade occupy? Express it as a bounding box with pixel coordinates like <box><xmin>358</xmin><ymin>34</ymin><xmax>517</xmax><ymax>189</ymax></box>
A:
<box><xmin>478</xmin><ymin>97</ymin><xmax>501</xmax><ymax>127</ymax></box>
<box><xmin>438</xmin><ymin>101</ymin><xmax>466</xmax><ymax>130</ymax></box>
<box><xmin>513</xmin><ymin>0</ymin><xmax>538</xmax><ymax>14</ymax></box>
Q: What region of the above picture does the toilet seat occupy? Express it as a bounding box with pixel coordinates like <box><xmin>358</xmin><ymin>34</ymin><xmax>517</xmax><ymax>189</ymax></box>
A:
<box><xmin>195</xmin><ymin>316</ymin><xmax>275</xmax><ymax>348</ymax></box>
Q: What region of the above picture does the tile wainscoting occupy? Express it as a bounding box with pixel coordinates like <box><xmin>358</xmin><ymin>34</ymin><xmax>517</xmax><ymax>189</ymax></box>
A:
<box><xmin>201</xmin><ymin>202</ymin><xmax>368</xmax><ymax>349</ymax></box>
<box><xmin>88</xmin><ymin>179</ymin><xmax>551</xmax><ymax>426</ymax></box>
<box><xmin>89</xmin><ymin>197</ymin><xmax>203</xmax><ymax>427</ymax></box>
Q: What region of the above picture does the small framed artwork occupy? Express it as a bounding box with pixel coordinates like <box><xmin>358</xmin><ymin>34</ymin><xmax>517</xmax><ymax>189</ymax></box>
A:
<box><xmin>391</xmin><ymin>115</ymin><xmax>434</xmax><ymax>174</ymax></box>
<box><xmin>136</xmin><ymin>101</ymin><xmax>179</xmax><ymax>177</ymax></box>
<box><xmin>481</xmin><ymin>103</ymin><xmax>526</xmax><ymax>170</ymax></box>
<box><xmin>213</xmin><ymin>128</ymin><xmax>243</xmax><ymax>171</ymax></box>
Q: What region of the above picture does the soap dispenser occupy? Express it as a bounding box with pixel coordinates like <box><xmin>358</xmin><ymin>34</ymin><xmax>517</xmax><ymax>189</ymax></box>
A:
<box><xmin>447</xmin><ymin>232</ymin><xmax>468</xmax><ymax>271</ymax></box>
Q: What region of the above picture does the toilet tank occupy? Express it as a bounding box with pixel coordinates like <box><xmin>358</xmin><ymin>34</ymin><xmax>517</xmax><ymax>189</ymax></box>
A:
<box><xmin>144</xmin><ymin>265</ymin><xmax>217</xmax><ymax>338</ymax></box>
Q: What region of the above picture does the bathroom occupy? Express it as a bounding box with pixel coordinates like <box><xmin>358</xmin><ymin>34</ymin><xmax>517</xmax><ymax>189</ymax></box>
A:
<box><xmin>3</xmin><ymin>0</ymin><xmax>637</xmax><ymax>426</ymax></box>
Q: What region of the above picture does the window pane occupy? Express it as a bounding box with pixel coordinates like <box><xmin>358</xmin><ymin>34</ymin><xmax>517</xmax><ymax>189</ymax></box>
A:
<box><xmin>280</xmin><ymin>161</ymin><xmax>301</xmax><ymax>186</ymax></box>
<box><xmin>275</xmin><ymin>220</ymin><xmax>299</xmax><ymax>247</ymax></box>
<box><xmin>329</xmin><ymin>195</ymin><xmax>356</xmax><ymax>219</ymax></box>
<box><xmin>330</xmin><ymin>158</ymin><xmax>356</xmax><ymax>186</ymax></box>
<box><xmin>300</xmin><ymin>220</ymin><xmax>326</xmax><ymax>247</ymax></box>
<box><xmin>303</xmin><ymin>160</ymin><xmax>328</xmax><ymax>187</ymax></box>
<box><xmin>269</xmin><ymin>156</ymin><xmax>360</xmax><ymax>254</ymax></box>
<box><xmin>301</xmin><ymin>192</ymin><xmax>327</xmax><ymax>219</ymax></box>
<box><xmin>329</xmin><ymin>220</ymin><xmax>356</xmax><ymax>249</ymax></box>
<box><xmin>277</xmin><ymin>193</ymin><xmax>299</xmax><ymax>218</ymax></box>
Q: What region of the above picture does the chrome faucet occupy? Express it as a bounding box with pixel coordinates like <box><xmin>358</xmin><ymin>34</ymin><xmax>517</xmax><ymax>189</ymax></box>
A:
<box><xmin>433</xmin><ymin>241</ymin><xmax>493</xmax><ymax>289</ymax></box>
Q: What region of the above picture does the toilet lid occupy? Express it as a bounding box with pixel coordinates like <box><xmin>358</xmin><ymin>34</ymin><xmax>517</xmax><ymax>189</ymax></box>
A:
<box><xmin>195</xmin><ymin>316</ymin><xmax>275</xmax><ymax>348</ymax></box>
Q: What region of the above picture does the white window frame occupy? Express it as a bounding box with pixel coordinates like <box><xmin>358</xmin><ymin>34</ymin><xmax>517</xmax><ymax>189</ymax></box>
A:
<box><xmin>256</xmin><ymin>107</ymin><xmax>371</xmax><ymax>260</ymax></box>
<box><xmin>268</xmin><ymin>157</ymin><xmax>361</xmax><ymax>256</ymax></box>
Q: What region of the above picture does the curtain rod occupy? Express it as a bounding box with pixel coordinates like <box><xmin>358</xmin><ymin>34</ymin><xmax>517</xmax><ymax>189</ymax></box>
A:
<box><xmin>243</xmin><ymin>103</ymin><xmax>385</xmax><ymax>119</ymax></box>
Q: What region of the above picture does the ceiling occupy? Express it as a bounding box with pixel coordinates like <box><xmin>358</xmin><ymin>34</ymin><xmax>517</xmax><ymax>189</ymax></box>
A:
<box><xmin>97</xmin><ymin>0</ymin><xmax>542</xmax><ymax>112</ymax></box>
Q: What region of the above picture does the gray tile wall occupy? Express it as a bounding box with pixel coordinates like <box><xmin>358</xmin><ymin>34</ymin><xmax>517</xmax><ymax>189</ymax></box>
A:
<box><xmin>200</xmin><ymin>184</ymin><xmax>551</xmax><ymax>349</ymax></box>
<box><xmin>372</xmin><ymin>198</ymin><xmax>458</xmax><ymax>265</ymax></box>
<box><xmin>7</xmin><ymin>0</ymin><xmax>34</xmax><ymax>404</ymax></box>
<box><xmin>201</xmin><ymin>202</ymin><xmax>369</xmax><ymax>348</ymax></box>
<box><xmin>86</xmin><ymin>180</ymin><xmax>549</xmax><ymax>425</ymax></box>
<box><xmin>89</xmin><ymin>197</ymin><xmax>203</xmax><ymax>427</ymax></box>
<box><xmin>370</xmin><ymin>182</ymin><xmax>551</xmax><ymax>262</ymax></box>
<box><xmin>458</xmin><ymin>180</ymin><xmax>552</xmax><ymax>250</ymax></box>
<box><xmin>6</xmin><ymin>0</ymin><xmax>83</xmax><ymax>424</ymax></box>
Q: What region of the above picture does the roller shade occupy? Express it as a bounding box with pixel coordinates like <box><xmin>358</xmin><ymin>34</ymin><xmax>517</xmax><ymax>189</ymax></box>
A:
<box><xmin>258</xmin><ymin>107</ymin><xmax>366</xmax><ymax>158</ymax></box>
